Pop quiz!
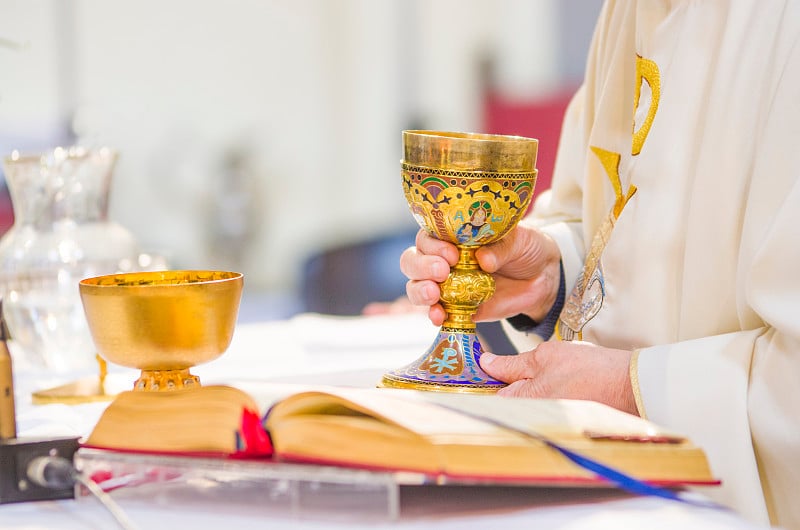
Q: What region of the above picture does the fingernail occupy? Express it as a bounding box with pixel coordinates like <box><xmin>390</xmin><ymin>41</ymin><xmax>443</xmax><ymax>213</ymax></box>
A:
<box><xmin>475</xmin><ymin>248</ymin><xmax>493</xmax><ymax>272</ymax></box>
<box><xmin>425</xmin><ymin>284</ymin><xmax>439</xmax><ymax>302</ymax></box>
<box><xmin>431</xmin><ymin>261</ymin><xmax>444</xmax><ymax>280</ymax></box>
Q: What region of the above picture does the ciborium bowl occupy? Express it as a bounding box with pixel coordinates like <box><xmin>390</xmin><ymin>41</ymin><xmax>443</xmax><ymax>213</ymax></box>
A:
<box><xmin>79</xmin><ymin>270</ymin><xmax>243</xmax><ymax>391</ymax></box>
<box><xmin>380</xmin><ymin>131</ymin><xmax>537</xmax><ymax>393</ymax></box>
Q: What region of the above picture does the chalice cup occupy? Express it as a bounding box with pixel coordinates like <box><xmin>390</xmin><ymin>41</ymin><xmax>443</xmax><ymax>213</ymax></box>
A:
<box><xmin>380</xmin><ymin>131</ymin><xmax>537</xmax><ymax>393</ymax></box>
<box><xmin>78</xmin><ymin>270</ymin><xmax>243</xmax><ymax>391</ymax></box>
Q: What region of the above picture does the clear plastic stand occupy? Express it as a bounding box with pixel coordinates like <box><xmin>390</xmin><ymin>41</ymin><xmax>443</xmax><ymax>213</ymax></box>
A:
<box><xmin>74</xmin><ymin>448</ymin><xmax>431</xmax><ymax>522</ymax></box>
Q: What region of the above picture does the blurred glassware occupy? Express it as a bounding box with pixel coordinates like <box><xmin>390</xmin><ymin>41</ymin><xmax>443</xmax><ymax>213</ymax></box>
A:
<box><xmin>0</xmin><ymin>146</ymin><xmax>139</xmax><ymax>373</ymax></box>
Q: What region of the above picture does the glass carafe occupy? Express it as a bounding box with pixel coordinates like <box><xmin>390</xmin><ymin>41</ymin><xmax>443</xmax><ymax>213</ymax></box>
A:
<box><xmin>0</xmin><ymin>146</ymin><xmax>139</xmax><ymax>372</ymax></box>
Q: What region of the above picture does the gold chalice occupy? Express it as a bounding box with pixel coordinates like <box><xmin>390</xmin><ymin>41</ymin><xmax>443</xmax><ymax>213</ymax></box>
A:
<box><xmin>380</xmin><ymin>131</ymin><xmax>537</xmax><ymax>393</ymax></box>
<box><xmin>78</xmin><ymin>270</ymin><xmax>243</xmax><ymax>391</ymax></box>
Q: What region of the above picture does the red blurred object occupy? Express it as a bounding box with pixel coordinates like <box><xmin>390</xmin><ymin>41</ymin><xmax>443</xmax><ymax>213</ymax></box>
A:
<box><xmin>0</xmin><ymin>188</ymin><xmax>12</xmax><ymax>236</ymax></box>
<box><xmin>482</xmin><ymin>88</ymin><xmax>576</xmax><ymax>200</ymax></box>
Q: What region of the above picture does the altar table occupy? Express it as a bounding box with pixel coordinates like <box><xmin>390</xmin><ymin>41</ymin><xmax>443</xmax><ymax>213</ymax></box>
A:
<box><xmin>0</xmin><ymin>313</ymin><xmax>770</xmax><ymax>529</ymax></box>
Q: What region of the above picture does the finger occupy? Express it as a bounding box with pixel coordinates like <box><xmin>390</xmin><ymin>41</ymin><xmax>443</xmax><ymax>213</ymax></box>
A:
<box><xmin>405</xmin><ymin>279</ymin><xmax>441</xmax><ymax>306</ymax></box>
<box><xmin>428</xmin><ymin>304</ymin><xmax>446</xmax><ymax>327</ymax></box>
<box><xmin>361</xmin><ymin>301</ymin><xmax>391</xmax><ymax>315</ymax></box>
<box><xmin>476</xmin><ymin>224</ymin><xmax>558</xmax><ymax>279</ymax></box>
<box><xmin>475</xmin><ymin>273</ymin><xmax>555</xmax><ymax>322</ymax></box>
<box><xmin>474</xmin><ymin>226</ymin><xmax>525</xmax><ymax>273</ymax></box>
<box><xmin>474</xmin><ymin>239</ymin><xmax>504</xmax><ymax>273</ymax></box>
<box><xmin>362</xmin><ymin>297</ymin><xmax>422</xmax><ymax>316</ymax></box>
<box><xmin>479</xmin><ymin>350</ymin><xmax>536</xmax><ymax>383</ymax></box>
<box><xmin>497</xmin><ymin>379</ymin><xmax>548</xmax><ymax>398</ymax></box>
<box><xmin>400</xmin><ymin>247</ymin><xmax>451</xmax><ymax>282</ymax></box>
<box><xmin>415</xmin><ymin>230</ymin><xmax>459</xmax><ymax>266</ymax></box>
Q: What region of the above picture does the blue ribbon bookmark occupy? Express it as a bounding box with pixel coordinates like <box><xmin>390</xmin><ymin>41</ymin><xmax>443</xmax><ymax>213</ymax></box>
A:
<box><xmin>432</xmin><ymin>402</ymin><xmax>727</xmax><ymax>511</ymax></box>
<box><xmin>540</xmin><ymin>437</ymin><xmax>723</xmax><ymax>509</ymax></box>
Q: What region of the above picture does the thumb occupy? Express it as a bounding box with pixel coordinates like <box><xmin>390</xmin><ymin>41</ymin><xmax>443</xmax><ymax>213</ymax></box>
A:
<box><xmin>479</xmin><ymin>351</ymin><xmax>533</xmax><ymax>383</ymax></box>
<box><xmin>476</xmin><ymin>224</ymin><xmax>555</xmax><ymax>279</ymax></box>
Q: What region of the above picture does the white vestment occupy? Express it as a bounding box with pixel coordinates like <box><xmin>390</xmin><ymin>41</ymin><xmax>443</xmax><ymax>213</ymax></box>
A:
<box><xmin>503</xmin><ymin>1</ymin><xmax>800</xmax><ymax>527</ymax></box>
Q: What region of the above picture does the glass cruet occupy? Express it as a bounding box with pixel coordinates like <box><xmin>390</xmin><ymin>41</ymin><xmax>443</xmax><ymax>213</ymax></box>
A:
<box><xmin>0</xmin><ymin>146</ymin><xmax>139</xmax><ymax>373</ymax></box>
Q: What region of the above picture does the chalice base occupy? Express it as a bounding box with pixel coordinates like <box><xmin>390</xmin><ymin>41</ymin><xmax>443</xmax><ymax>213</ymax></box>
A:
<box><xmin>379</xmin><ymin>327</ymin><xmax>505</xmax><ymax>393</ymax></box>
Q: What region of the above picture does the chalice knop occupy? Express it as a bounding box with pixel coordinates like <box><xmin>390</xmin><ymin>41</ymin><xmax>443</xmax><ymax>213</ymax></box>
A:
<box><xmin>79</xmin><ymin>270</ymin><xmax>243</xmax><ymax>391</ymax></box>
<box><xmin>381</xmin><ymin>131</ymin><xmax>537</xmax><ymax>393</ymax></box>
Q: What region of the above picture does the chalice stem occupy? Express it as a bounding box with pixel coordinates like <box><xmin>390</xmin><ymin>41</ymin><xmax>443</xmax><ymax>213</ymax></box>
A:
<box><xmin>440</xmin><ymin>246</ymin><xmax>495</xmax><ymax>331</ymax></box>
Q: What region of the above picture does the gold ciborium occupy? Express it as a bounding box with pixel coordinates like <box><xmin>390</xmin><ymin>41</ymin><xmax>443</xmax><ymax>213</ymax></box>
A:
<box><xmin>78</xmin><ymin>270</ymin><xmax>243</xmax><ymax>391</ymax></box>
<box><xmin>380</xmin><ymin>131</ymin><xmax>537</xmax><ymax>393</ymax></box>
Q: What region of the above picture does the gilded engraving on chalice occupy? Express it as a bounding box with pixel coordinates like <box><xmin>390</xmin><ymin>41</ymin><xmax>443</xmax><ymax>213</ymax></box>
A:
<box><xmin>381</xmin><ymin>131</ymin><xmax>538</xmax><ymax>392</ymax></box>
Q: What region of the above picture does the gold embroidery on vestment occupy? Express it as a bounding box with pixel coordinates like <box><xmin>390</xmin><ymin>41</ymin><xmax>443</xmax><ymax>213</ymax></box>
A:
<box><xmin>557</xmin><ymin>54</ymin><xmax>659</xmax><ymax>341</ymax></box>
<box><xmin>558</xmin><ymin>149</ymin><xmax>637</xmax><ymax>339</ymax></box>
<box><xmin>632</xmin><ymin>55</ymin><xmax>661</xmax><ymax>156</ymax></box>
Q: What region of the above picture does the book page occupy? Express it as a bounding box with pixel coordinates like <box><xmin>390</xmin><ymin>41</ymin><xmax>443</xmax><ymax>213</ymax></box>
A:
<box><xmin>290</xmin><ymin>387</ymin><xmax>685</xmax><ymax>442</ymax></box>
<box><xmin>231</xmin><ymin>381</ymin><xmax>336</xmax><ymax>412</ymax></box>
<box><xmin>230</xmin><ymin>382</ymin><xmax>684</xmax><ymax>443</ymax></box>
<box><xmin>263</xmin><ymin>385</ymin><xmax>517</xmax><ymax>440</ymax></box>
<box><xmin>398</xmin><ymin>390</ymin><xmax>685</xmax><ymax>441</ymax></box>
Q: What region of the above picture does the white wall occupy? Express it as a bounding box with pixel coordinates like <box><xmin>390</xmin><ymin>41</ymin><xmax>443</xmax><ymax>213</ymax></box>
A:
<box><xmin>0</xmin><ymin>0</ymin><xmax>600</xmax><ymax>297</ymax></box>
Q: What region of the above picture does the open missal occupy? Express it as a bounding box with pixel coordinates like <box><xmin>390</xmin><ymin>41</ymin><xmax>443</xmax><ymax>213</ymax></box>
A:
<box><xmin>83</xmin><ymin>384</ymin><xmax>718</xmax><ymax>487</ymax></box>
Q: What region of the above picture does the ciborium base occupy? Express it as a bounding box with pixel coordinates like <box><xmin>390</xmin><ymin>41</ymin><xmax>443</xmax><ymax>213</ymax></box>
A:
<box><xmin>134</xmin><ymin>369</ymin><xmax>200</xmax><ymax>391</ymax></box>
<box><xmin>379</xmin><ymin>327</ymin><xmax>505</xmax><ymax>393</ymax></box>
<box><xmin>31</xmin><ymin>374</ymin><xmax>129</xmax><ymax>405</ymax></box>
<box><xmin>31</xmin><ymin>356</ymin><xmax>127</xmax><ymax>405</ymax></box>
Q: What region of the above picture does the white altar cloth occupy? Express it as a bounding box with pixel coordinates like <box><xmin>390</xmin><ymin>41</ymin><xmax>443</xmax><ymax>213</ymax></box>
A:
<box><xmin>0</xmin><ymin>313</ymin><xmax>771</xmax><ymax>529</ymax></box>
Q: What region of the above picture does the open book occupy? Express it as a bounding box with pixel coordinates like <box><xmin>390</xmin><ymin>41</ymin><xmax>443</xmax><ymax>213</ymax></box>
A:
<box><xmin>84</xmin><ymin>383</ymin><xmax>717</xmax><ymax>487</ymax></box>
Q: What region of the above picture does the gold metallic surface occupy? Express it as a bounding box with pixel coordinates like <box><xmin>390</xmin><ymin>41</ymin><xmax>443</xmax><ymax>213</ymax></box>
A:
<box><xmin>31</xmin><ymin>354</ymin><xmax>118</xmax><ymax>405</ymax></box>
<box><xmin>79</xmin><ymin>270</ymin><xmax>243</xmax><ymax>391</ymax></box>
<box><xmin>31</xmin><ymin>376</ymin><xmax>117</xmax><ymax>405</ymax></box>
<box><xmin>439</xmin><ymin>248</ymin><xmax>495</xmax><ymax>328</ymax></box>
<box><xmin>382</xmin><ymin>131</ymin><xmax>538</xmax><ymax>392</ymax></box>
<box><xmin>403</xmin><ymin>130</ymin><xmax>538</xmax><ymax>172</ymax></box>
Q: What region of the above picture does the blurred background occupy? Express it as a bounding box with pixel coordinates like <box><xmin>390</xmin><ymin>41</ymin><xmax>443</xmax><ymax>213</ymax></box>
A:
<box><xmin>0</xmin><ymin>0</ymin><xmax>602</xmax><ymax>323</ymax></box>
